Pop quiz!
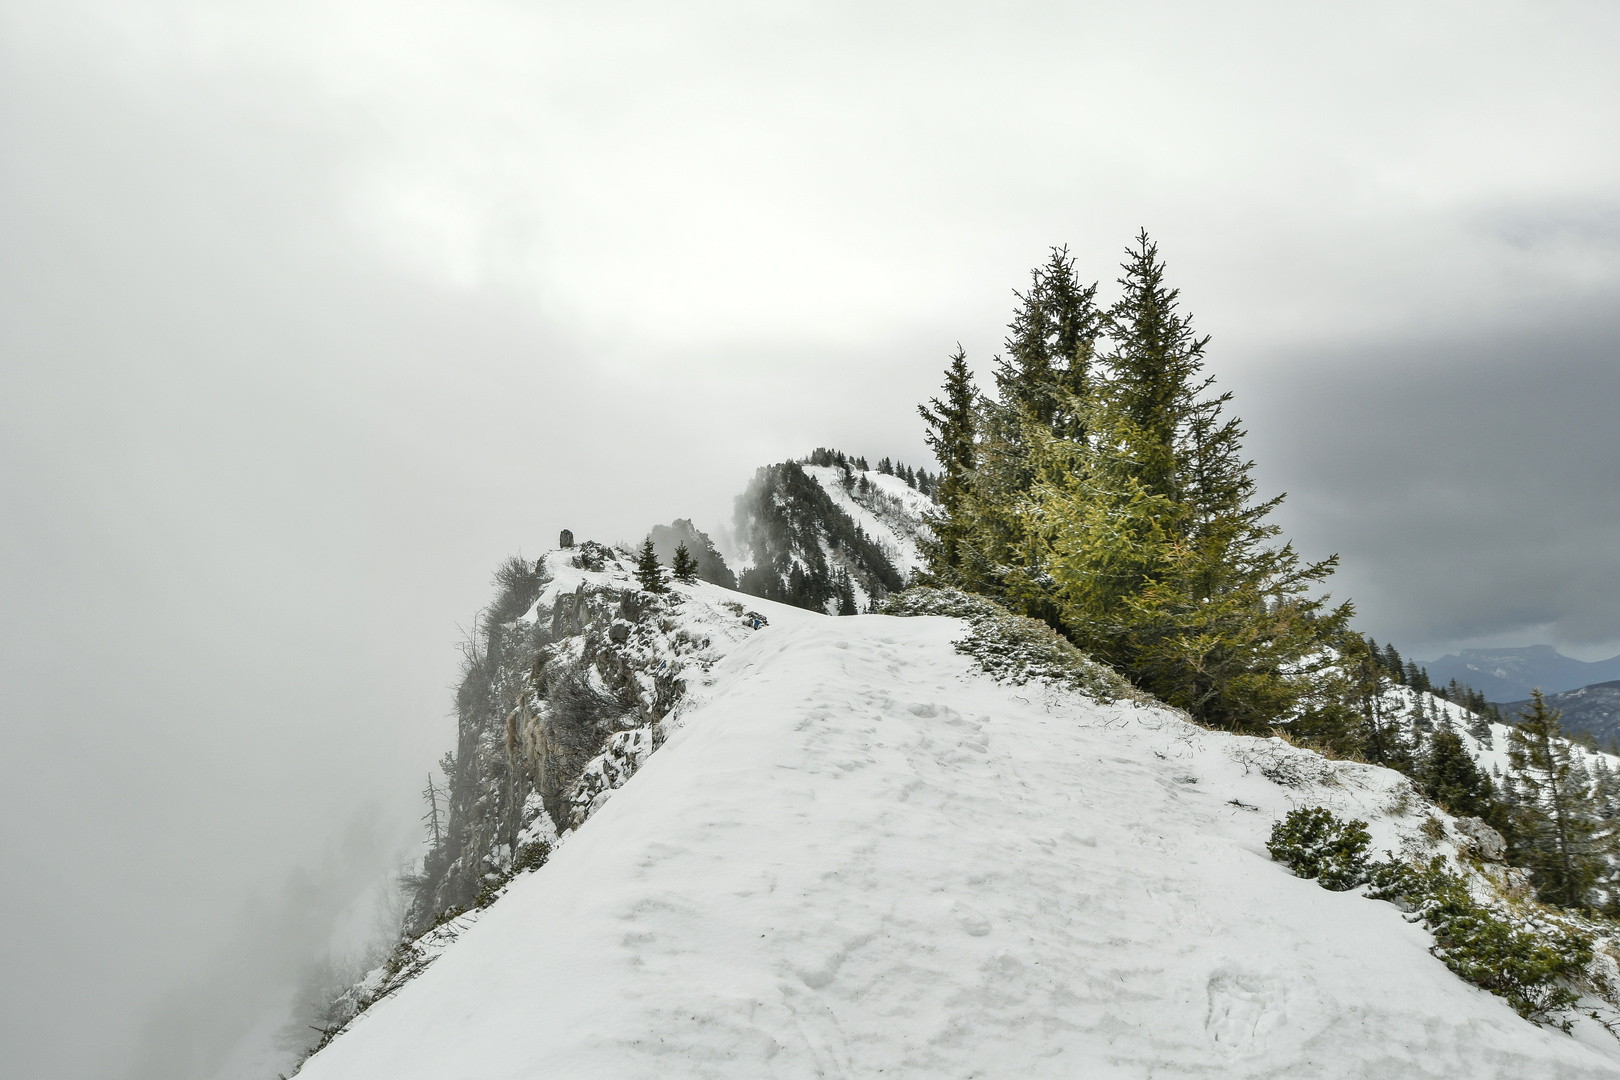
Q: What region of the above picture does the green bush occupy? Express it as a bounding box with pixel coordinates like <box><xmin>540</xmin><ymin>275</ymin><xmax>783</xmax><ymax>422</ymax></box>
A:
<box><xmin>1275</xmin><ymin>807</ymin><xmax>1594</xmax><ymax>1029</ymax></box>
<box><xmin>1267</xmin><ymin>807</ymin><xmax>1372</xmax><ymax>890</ymax></box>
<box><xmin>513</xmin><ymin>840</ymin><xmax>551</xmax><ymax>873</ymax></box>
<box><xmin>1366</xmin><ymin>854</ymin><xmax>1590</xmax><ymax>1028</ymax></box>
<box><xmin>881</xmin><ymin>587</ymin><xmax>1139</xmax><ymax>702</ymax></box>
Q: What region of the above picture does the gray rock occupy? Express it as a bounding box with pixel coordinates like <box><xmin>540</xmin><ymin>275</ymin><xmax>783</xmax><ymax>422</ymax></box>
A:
<box><xmin>1454</xmin><ymin>816</ymin><xmax>1507</xmax><ymax>861</ymax></box>
<box><xmin>559</xmin><ymin>529</ymin><xmax>575</xmax><ymax>548</ymax></box>
<box><xmin>608</xmin><ymin>622</ymin><xmax>631</xmax><ymax>644</ymax></box>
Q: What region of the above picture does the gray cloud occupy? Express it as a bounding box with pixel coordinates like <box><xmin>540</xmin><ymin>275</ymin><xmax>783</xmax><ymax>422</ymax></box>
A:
<box><xmin>1234</xmin><ymin>300</ymin><xmax>1620</xmax><ymax>659</ymax></box>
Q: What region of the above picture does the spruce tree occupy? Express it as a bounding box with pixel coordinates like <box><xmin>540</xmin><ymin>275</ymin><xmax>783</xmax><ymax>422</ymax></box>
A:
<box><xmin>917</xmin><ymin>345</ymin><xmax>978</xmax><ymax>577</ymax></box>
<box><xmin>1023</xmin><ymin>234</ymin><xmax>1348</xmax><ymax>728</ymax></box>
<box><xmin>995</xmin><ymin>245</ymin><xmax>1100</xmax><ymax>437</ymax></box>
<box><xmin>1507</xmin><ymin>690</ymin><xmax>1606</xmax><ymax>908</ymax></box>
<box><xmin>671</xmin><ymin>542</ymin><xmax>699</xmax><ymax>584</ymax></box>
<box><xmin>635</xmin><ymin>537</ymin><xmax>667</xmax><ymax>593</ymax></box>
<box><xmin>834</xmin><ymin>568</ymin><xmax>858</xmax><ymax>616</ymax></box>
<box><xmin>920</xmin><ymin>233</ymin><xmax>1347</xmax><ymax>729</ymax></box>
<box><xmin>1339</xmin><ymin>634</ymin><xmax>1413</xmax><ymax>772</ymax></box>
<box><xmin>1422</xmin><ymin>727</ymin><xmax>1496</xmax><ymax>819</ymax></box>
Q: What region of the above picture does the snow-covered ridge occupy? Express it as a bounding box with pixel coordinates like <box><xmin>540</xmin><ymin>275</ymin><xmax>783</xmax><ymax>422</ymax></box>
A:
<box><xmin>298</xmin><ymin>609</ymin><xmax>1620</xmax><ymax>1078</ymax></box>
<box><xmin>800</xmin><ymin>463</ymin><xmax>934</xmax><ymax>580</ymax></box>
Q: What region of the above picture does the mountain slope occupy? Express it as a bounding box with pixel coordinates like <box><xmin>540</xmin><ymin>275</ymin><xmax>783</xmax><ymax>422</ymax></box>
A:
<box><xmin>1417</xmin><ymin>646</ymin><xmax>1620</xmax><ymax>702</ymax></box>
<box><xmin>730</xmin><ymin>456</ymin><xmax>932</xmax><ymax>613</ymax></box>
<box><xmin>297</xmin><ymin>613</ymin><xmax>1620</xmax><ymax>1078</ymax></box>
<box><xmin>1500</xmin><ymin>681</ymin><xmax>1620</xmax><ymax>748</ymax></box>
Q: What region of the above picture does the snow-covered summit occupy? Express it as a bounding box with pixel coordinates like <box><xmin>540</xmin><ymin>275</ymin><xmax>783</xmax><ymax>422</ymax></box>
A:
<box><xmin>297</xmin><ymin>608</ymin><xmax>1620</xmax><ymax>1078</ymax></box>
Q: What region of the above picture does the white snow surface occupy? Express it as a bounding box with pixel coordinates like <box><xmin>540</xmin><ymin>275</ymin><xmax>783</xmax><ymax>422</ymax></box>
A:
<box><xmin>299</xmin><ymin>613</ymin><xmax>1620</xmax><ymax>1079</ymax></box>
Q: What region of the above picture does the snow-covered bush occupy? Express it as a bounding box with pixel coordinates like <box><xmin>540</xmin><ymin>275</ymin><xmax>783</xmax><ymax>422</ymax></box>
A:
<box><xmin>1274</xmin><ymin>807</ymin><xmax>1598</xmax><ymax>1029</ymax></box>
<box><xmin>880</xmin><ymin>587</ymin><xmax>1139</xmax><ymax>703</ymax></box>
<box><xmin>1266</xmin><ymin>807</ymin><xmax>1372</xmax><ymax>890</ymax></box>
<box><xmin>1367</xmin><ymin>856</ymin><xmax>1590</xmax><ymax>1027</ymax></box>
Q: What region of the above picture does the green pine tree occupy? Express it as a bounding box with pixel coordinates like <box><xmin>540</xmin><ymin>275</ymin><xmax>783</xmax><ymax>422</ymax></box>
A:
<box><xmin>917</xmin><ymin>345</ymin><xmax>978</xmax><ymax>579</ymax></box>
<box><xmin>1020</xmin><ymin>234</ymin><xmax>1349</xmax><ymax>728</ymax></box>
<box><xmin>671</xmin><ymin>542</ymin><xmax>699</xmax><ymax>584</ymax></box>
<box><xmin>1422</xmin><ymin>727</ymin><xmax>1496</xmax><ymax>819</ymax></box>
<box><xmin>1507</xmin><ymin>690</ymin><xmax>1606</xmax><ymax>908</ymax></box>
<box><xmin>635</xmin><ymin>537</ymin><xmax>667</xmax><ymax>593</ymax></box>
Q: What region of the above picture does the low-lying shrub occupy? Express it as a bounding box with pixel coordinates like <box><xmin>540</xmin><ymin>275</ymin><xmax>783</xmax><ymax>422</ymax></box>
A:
<box><xmin>1270</xmin><ymin>807</ymin><xmax>1593</xmax><ymax>1028</ymax></box>
<box><xmin>880</xmin><ymin>587</ymin><xmax>1139</xmax><ymax>702</ymax></box>
<box><xmin>1266</xmin><ymin>806</ymin><xmax>1371</xmax><ymax>891</ymax></box>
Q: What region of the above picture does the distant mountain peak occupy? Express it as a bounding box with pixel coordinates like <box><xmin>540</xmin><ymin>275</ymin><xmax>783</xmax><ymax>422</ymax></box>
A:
<box><xmin>1417</xmin><ymin>644</ymin><xmax>1620</xmax><ymax>701</ymax></box>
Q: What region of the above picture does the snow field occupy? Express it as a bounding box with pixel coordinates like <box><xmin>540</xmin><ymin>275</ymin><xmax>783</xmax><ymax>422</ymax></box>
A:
<box><xmin>298</xmin><ymin>614</ymin><xmax>1620</xmax><ymax>1079</ymax></box>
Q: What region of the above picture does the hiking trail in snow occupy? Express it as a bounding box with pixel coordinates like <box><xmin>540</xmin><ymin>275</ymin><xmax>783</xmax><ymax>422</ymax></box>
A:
<box><xmin>298</xmin><ymin>613</ymin><xmax>1620</xmax><ymax>1079</ymax></box>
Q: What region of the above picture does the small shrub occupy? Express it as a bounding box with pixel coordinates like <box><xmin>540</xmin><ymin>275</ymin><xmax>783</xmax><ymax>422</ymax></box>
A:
<box><xmin>1267</xmin><ymin>807</ymin><xmax>1372</xmax><ymax>890</ymax></box>
<box><xmin>475</xmin><ymin>872</ymin><xmax>507</xmax><ymax>909</ymax></box>
<box><xmin>513</xmin><ymin>840</ymin><xmax>551</xmax><ymax>873</ymax></box>
<box><xmin>1280</xmin><ymin>809</ymin><xmax>1595</xmax><ymax>1029</ymax></box>
<box><xmin>1369</xmin><ymin>855</ymin><xmax>1590</xmax><ymax>1028</ymax></box>
<box><xmin>881</xmin><ymin>587</ymin><xmax>1138</xmax><ymax>702</ymax></box>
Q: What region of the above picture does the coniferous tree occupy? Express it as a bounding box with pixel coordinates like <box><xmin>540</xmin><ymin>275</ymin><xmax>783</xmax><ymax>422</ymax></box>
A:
<box><xmin>917</xmin><ymin>346</ymin><xmax>978</xmax><ymax>577</ymax></box>
<box><xmin>1507</xmin><ymin>690</ymin><xmax>1606</xmax><ymax>908</ymax></box>
<box><xmin>1422</xmin><ymin>727</ymin><xmax>1496</xmax><ymax>819</ymax></box>
<box><xmin>1341</xmin><ymin>634</ymin><xmax>1413</xmax><ymax>771</ymax></box>
<box><xmin>635</xmin><ymin>538</ymin><xmax>667</xmax><ymax>593</ymax></box>
<box><xmin>920</xmin><ymin>232</ymin><xmax>1348</xmax><ymax>729</ymax></box>
<box><xmin>834</xmin><ymin>568</ymin><xmax>858</xmax><ymax>616</ymax></box>
<box><xmin>1383</xmin><ymin>643</ymin><xmax>1405</xmax><ymax>684</ymax></box>
<box><xmin>1020</xmin><ymin>233</ymin><xmax>1348</xmax><ymax>728</ymax></box>
<box><xmin>1594</xmin><ymin>758</ymin><xmax>1620</xmax><ymax>822</ymax></box>
<box><xmin>923</xmin><ymin>251</ymin><xmax>1101</xmax><ymax>617</ymax></box>
<box><xmin>995</xmin><ymin>244</ymin><xmax>1100</xmax><ymax>438</ymax></box>
<box><xmin>671</xmin><ymin>542</ymin><xmax>699</xmax><ymax>584</ymax></box>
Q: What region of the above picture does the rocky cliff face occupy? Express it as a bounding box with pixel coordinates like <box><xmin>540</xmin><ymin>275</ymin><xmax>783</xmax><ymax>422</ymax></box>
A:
<box><xmin>405</xmin><ymin>540</ymin><xmax>778</xmax><ymax>937</ymax></box>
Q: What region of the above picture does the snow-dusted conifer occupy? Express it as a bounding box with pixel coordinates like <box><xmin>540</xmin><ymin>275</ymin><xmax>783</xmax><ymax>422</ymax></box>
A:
<box><xmin>1507</xmin><ymin>691</ymin><xmax>1607</xmax><ymax>908</ymax></box>
<box><xmin>635</xmin><ymin>538</ymin><xmax>667</xmax><ymax>593</ymax></box>
<box><xmin>917</xmin><ymin>345</ymin><xmax>977</xmax><ymax>579</ymax></box>
<box><xmin>671</xmin><ymin>542</ymin><xmax>699</xmax><ymax>584</ymax></box>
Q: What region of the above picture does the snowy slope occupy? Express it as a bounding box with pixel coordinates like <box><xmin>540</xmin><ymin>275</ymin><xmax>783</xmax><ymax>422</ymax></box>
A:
<box><xmin>1376</xmin><ymin>681</ymin><xmax>1620</xmax><ymax>785</ymax></box>
<box><xmin>298</xmin><ymin>613</ymin><xmax>1620</xmax><ymax>1079</ymax></box>
<box><xmin>801</xmin><ymin>464</ymin><xmax>933</xmax><ymax>579</ymax></box>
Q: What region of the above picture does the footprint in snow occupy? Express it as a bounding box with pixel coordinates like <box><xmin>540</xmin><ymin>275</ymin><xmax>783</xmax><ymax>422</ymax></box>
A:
<box><xmin>953</xmin><ymin>902</ymin><xmax>992</xmax><ymax>937</ymax></box>
<box><xmin>1205</xmin><ymin>969</ymin><xmax>1285</xmax><ymax>1051</ymax></box>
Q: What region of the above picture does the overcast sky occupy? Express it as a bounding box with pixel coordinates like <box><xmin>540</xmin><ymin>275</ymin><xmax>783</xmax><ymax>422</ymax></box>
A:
<box><xmin>4</xmin><ymin>3</ymin><xmax>1619</xmax><ymax>1077</ymax></box>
